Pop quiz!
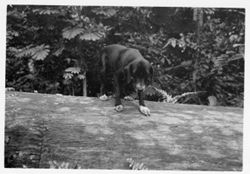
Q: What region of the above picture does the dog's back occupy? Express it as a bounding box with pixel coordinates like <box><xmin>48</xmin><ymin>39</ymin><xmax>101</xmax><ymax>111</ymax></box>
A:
<box><xmin>101</xmin><ymin>44</ymin><xmax>145</xmax><ymax>72</ymax></box>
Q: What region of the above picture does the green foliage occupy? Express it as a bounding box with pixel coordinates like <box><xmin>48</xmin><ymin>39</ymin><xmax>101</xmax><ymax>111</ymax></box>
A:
<box><xmin>6</xmin><ymin>5</ymin><xmax>108</xmax><ymax>95</ymax></box>
<box><xmin>62</xmin><ymin>27</ymin><xmax>85</xmax><ymax>40</ymax></box>
<box><xmin>6</xmin><ymin>6</ymin><xmax>244</xmax><ymax>107</ymax></box>
<box><xmin>141</xmin><ymin>8</ymin><xmax>244</xmax><ymax>107</ymax></box>
<box><xmin>14</xmin><ymin>44</ymin><xmax>50</xmax><ymax>60</ymax></box>
<box><xmin>195</xmin><ymin>9</ymin><xmax>244</xmax><ymax>106</ymax></box>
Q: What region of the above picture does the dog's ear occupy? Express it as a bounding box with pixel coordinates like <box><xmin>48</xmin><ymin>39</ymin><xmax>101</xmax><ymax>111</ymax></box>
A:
<box><xmin>124</xmin><ymin>64</ymin><xmax>133</xmax><ymax>83</ymax></box>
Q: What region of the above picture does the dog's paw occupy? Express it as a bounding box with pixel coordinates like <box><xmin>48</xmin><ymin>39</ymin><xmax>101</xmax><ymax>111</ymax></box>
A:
<box><xmin>124</xmin><ymin>96</ymin><xmax>134</xmax><ymax>101</ymax></box>
<box><xmin>114</xmin><ymin>105</ymin><xmax>124</xmax><ymax>112</ymax></box>
<box><xmin>139</xmin><ymin>105</ymin><xmax>150</xmax><ymax>116</ymax></box>
<box><xmin>99</xmin><ymin>94</ymin><xmax>109</xmax><ymax>101</ymax></box>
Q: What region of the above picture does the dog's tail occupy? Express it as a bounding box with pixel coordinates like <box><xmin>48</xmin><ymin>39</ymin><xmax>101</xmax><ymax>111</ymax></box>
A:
<box><xmin>99</xmin><ymin>47</ymin><xmax>107</xmax><ymax>74</ymax></box>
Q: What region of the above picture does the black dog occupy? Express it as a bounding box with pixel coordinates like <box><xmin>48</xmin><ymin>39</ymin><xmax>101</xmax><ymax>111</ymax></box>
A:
<box><xmin>99</xmin><ymin>44</ymin><xmax>153</xmax><ymax>116</ymax></box>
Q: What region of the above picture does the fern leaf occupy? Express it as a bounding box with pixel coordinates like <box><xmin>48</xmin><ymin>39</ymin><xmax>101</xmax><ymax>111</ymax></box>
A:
<box><xmin>53</xmin><ymin>46</ymin><xmax>65</xmax><ymax>56</ymax></box>
<box><xmin>8</xmin><ymin>47</ymin><xmax>20</xmax><ymax>55</ymax></box>
<box><xmin>33</xmin><ymin>9</ymin><xmax>60</xmax><ymax>15</ymax></box>
<box><xmin>15</xmin><ymin>44</ymin><xmax>50</xmax><ymax>60</ymax></box>
<box><xmin>173</xmin><ymin>92</ymin><xmax>197</xmax><ymax>101</ymax></box>
<box><xmin>151</xmin><ymin>86</ymin><xmax>174</xmax><ymax>102</ymax></box>
<box><xmin>78</xmin><ymin>74</ymin><xmax>85</xmax><ymax>79</ymax></box>
<box><xmin>40</xmin><ymin>9</ymin><xmax>60</xmax><ymax>15</ymax></box>
<box><xmin>173</xmin><ymin>91</ymin><xmax>206</xmax><ymax>103</ymax></box>
<box><xmin>62</xmin><ymin>27</ymin><xmax>84</xmax><ymax>40</ymax></box>
<box><xmin>92</xmin><ymin>7</ymin><xmax>118</xmax><ymax>17</ymax></box>
<box><xmin>150</xmin><ymin>86</ymin><xmax>205</xmax><ymax>104</ymax></box>
<box><xmin>80</xmin><ymin>32</ymin><xmax>102</xmax><ymax>41</ymax></box>
<box><xmin>63</xmin><ymin>73</ymin><xmax>73</xmax><ymax>79</ymax></box>
<box><xmin>65</xmin><ymin>67</ymin><xmax>81</xmax><ymax>74</ymax></box>
<box><xmin>31</xmin><ymin>44</ymin><xmax>50</xmax><ymax>60</ymax></box>
<box><xmin>79</xmin><ymin>22</ymin><xmax>107</xmax><ymax>41</ymax></box>
<box><xmin>127</xmin><ymin>158</ymin><xmax>148</xmax><ymax>170</ymax></box>
<box><xmin>15</xmin><ymin>45</ymin><xmax>34</xmax><ymax>58</ymax></box>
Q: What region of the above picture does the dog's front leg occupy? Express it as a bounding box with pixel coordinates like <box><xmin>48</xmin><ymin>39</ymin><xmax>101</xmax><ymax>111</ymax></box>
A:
<box><xmin>114</xmin><ymin>74</ymin><xmax>124</xmax><ymax>112</ymax></box>
<box><xmin>138</xmin><ymin>90</ymin><xmax>150</xmax><ymax>116</ymax></box>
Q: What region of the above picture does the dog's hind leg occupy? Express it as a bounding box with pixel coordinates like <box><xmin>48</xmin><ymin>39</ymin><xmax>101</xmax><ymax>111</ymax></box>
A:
<box><xmin>99</xmin><ymin>52</ymin><xmax>109</xmax><ymax>100</ymax></box>
<box><xmin>113</xmin><ymin>74</ymin><xmax>124</xmax><ymax>112</ymax></box>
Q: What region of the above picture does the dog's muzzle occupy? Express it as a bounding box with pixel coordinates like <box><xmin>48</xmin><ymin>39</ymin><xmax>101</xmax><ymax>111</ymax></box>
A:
<box><xmin>136</xmin><ymin>83</ymin><xmax>146</xmax><ymax>91</ymax></box>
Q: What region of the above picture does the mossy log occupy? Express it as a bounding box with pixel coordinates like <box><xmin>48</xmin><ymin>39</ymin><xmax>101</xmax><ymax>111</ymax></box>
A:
<box><xmin>5</xmin><ymin>92</ymin><xmax>243</xmax><ymax>170</ymax></box>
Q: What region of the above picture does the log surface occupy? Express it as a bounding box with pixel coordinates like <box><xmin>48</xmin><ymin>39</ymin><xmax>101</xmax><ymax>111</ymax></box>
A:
<box><xmin>5</xmin><ymin>92</ymin><xmax>243</xmax><ymax>170</ymax></box>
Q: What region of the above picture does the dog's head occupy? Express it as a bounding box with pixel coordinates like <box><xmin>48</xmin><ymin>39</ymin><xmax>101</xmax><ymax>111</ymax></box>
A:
<box><xmin>124</xmin><ymin>60</ymin><xmax>153</xmax><ymax>91</ymax></box>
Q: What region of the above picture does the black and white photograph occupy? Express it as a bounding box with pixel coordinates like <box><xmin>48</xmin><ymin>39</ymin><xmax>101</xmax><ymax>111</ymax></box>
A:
<box><xmin>2</xmin><ymin>0</ymin><xmax>249</xmax><ymax>172</ymax></box>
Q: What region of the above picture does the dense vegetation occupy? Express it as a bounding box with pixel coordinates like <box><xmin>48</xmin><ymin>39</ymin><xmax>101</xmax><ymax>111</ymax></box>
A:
<box><xmin>6</xmin><ymin>5</ymin><xmax>245</xmax><ymax>107</ymax></box>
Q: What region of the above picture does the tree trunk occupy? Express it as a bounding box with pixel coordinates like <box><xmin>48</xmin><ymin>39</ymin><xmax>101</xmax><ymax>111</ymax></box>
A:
<box><xmin>83</xmin><ymin>76</ymin><xmax>87</xmax><ymax>96</ymax></box>
<box><xmin>193</xmin><ymin>8</ymin><xmax>203</xmax><ymax>92</ymax></box>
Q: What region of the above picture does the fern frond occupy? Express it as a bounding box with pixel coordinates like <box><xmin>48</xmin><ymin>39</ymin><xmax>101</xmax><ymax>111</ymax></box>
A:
<box><xmin>33</xmin><ymin>9</ymin><xmax>60</xmax><ymax>15</ymax></box>
<box><xmin>53</xmin><ymin>46</ymin><xmax>65</xmax><ymax>57</ymax></box>
<box><xmin>80</xmin><ymin>32</ymin><xmax>102</xmax><ymax>41</ymax></box>
<box><xmin>15</xmin><ymin>44</ymin><xmax>50</xmax><ymax>60</ymax></box>
<box><xmin>31</xmin><ymin>44</ymin><xmax>50</xmax><ymax>60</ymax></box>
<box><xmin>127</xmin><ymin>158</ymin><xmax>148</xmax><ymax>170</ymax></box>
<box><xmin>62</xmin><ymin>27</ymin><xmax>84</xmax><ymax>40</ymax></box>
<box><xmin>172</xmin><ymin>91</ymin><xmax>202</xmax><ymax>102</ymax></box>
<box><xmin>63</xmin><ymin>73</ymin><xmax>73</xmax><ymax>80</ymax></box>
<box><xmin>150</xmin><ymin>86</ymin><xmax>175</xmax><ymax>103</ymax></box>
<box><xmin>92</xmin><ymin>7</ymin><xmax>118</xmax><ymax>17</ymax></box>
<box><xmin>65</xmin><ymin>67</ymin><xmax>81</xmax><ymax>74</ymax></box>
<box><xmin>151</xmin><ymin>86</ymin><xmax>205</xmax><ymax>103</ymax></box>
